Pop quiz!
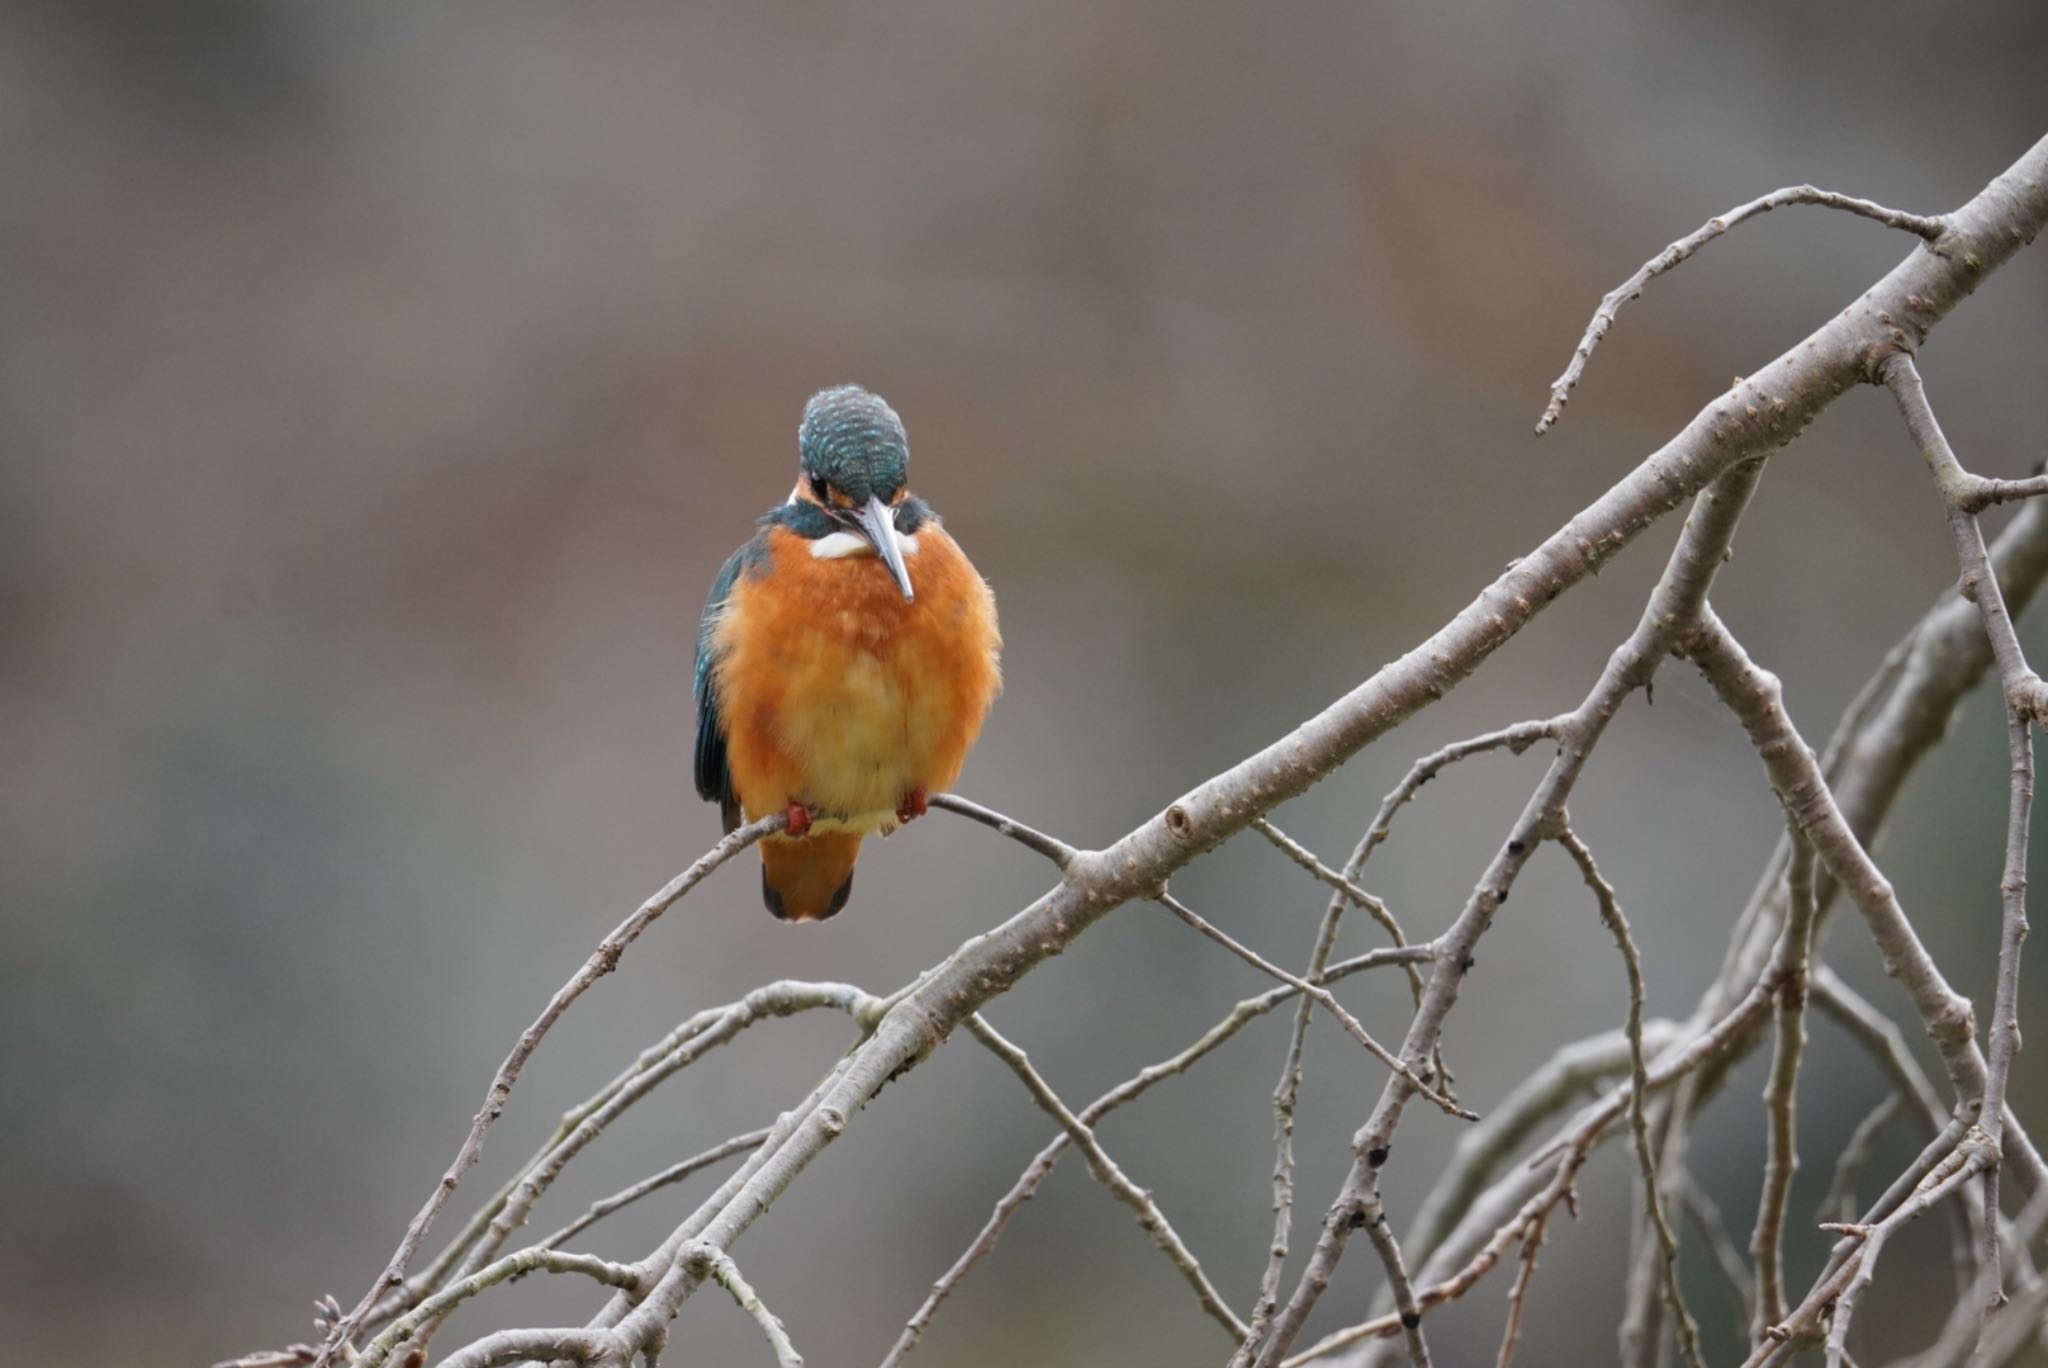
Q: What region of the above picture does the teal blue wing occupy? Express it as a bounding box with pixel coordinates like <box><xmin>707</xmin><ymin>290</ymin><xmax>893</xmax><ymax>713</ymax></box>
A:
<box><xmin>694</xmin><ymin>536</ymin><xmax>757</xmax><ymax>833</ymax></box>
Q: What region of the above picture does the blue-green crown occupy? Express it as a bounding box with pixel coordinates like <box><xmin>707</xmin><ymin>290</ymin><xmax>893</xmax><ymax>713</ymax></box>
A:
<box><xmin>798</xmin><ymin>386</ymin><xmax>908</xmax><ymax>503</ymax></box>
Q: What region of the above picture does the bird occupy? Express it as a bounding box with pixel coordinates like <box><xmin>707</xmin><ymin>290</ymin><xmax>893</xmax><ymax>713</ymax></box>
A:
<box><xmin>692</xmin><ymin>386</ymin><xmax>1002</xmax><ymax>921</ymax></box>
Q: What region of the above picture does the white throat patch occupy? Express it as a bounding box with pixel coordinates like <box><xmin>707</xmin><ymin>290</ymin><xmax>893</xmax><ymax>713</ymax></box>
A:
<box><xmin>787</xmin><ymin>486</ymin><xmax>922</xmax><ymax>560</ymax></box>
<box><xmin>810</xmin><ymin>528</ymin><xmax>921</xmax><ymax>560</ymax></box>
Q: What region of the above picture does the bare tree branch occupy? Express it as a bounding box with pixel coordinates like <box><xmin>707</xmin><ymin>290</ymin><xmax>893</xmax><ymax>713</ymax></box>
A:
<box><xmin>1884</xmin><ymin>351</ymin><xmax>2042</xmax><ymax>1334</ymax></box>
<box><xmin>542</xmin><ymin>132</ymin><xmax>2048</xmax><ymax>1368</ymax></box>
<box><xmin>314</xmin><ymin>812</ymin><xmax>787</xmax><ymax>1365</ymax></box>
<box><xmin>1750</xmin><ymin>1133</ymin><xmax>1998</xmax><ymax>1366</ymax></box>
<box><xmin>1536</xmin><ymin>184</ymin><xmax>1945</xmax><ymax>434</ymax></box>
<box><xmin>1253</xmin><ymin>454</ymin><xmax>1773</xmax><ymax>1365</ymax></box>
<box><xmin>1284</xmin><ymin>940</ymin><xmax>1792</xmax><ymax>1366</ymax></box>
<box><xmin>882</xmin><ymin>943</ymin><xmax>1433</xmax><ymax>1367</ymax></box>
<box><xmin>230</xmin><ymin>130</ymin><xmax>2048</xmax><ymax>1368</ymax></box>
<box><xmin>387</xmin><ymin>981</ymin><xmax>881</xmax><ymax>1362</ymax></box>
<box><xmin>964</xmin><ymin>1012</ymin><xmax>1250</xmax><ymax>1343</ymax></box>
<box><xmin>1685</xmin><ymin>611</ymin><xmax>2024</xmax><ymax>1158</ymax></box>
<box><xmin>1237</xmin><ymin>780</ymin><xmax>1465</xmax><ymax>1360</ymax></box>
<box><xmin>1814</xmin><ymin>968</ymin><xmax>1984</xmax><ymax>1296</ymax></box>
<box><xmin>1334</xmin><ymin>461</ymin><xmax>2048</xmax><ymax>1368</ymax></box>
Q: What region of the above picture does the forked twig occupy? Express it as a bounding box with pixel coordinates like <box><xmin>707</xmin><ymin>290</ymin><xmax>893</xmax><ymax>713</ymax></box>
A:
<box><xmin>683</xmin><ymin>1243</ymin><xmax>805</xmax><ymax>1368</ymax></box>
<box><xmin>884</xmin><ymin>943</ymin><xmax>1432</xmax><ymax>1367</ymax></box>
<box><xmin>965</xmin><ymin>1013</ymin><xmax>1250</xmax><ymax>1342</ymax></box>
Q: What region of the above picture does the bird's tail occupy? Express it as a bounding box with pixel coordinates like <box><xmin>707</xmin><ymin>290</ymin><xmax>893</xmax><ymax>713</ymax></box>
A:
<box><xmin>759</xmin><ymin>832</ymin><xmax>862</xmax><ymax>922</ymax></box>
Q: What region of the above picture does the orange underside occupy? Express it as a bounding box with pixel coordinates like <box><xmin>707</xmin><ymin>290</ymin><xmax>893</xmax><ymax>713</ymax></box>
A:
<box><xmin>712</xmin><ymin>518</ymin><xmax>1001</xmax><ymax>921</ymax></box>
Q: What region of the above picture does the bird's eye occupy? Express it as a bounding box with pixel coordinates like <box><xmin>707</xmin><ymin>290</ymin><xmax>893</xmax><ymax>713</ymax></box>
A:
<box><xmin>810</xmin><ymin>476</ymin><xmax>830</xmax><ymax>504</ymax></box>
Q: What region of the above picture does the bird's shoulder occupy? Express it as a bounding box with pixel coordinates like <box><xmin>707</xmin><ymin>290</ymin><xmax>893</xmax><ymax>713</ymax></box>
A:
<box><xmin>692</xmin><ymin>511</ymin><xmax>790</xmax><ymax>815</ymax></box>
<box><xmin>697</xmin><ymin>503</ymin><xmax>831</xmax><ymax>623</ymax></box>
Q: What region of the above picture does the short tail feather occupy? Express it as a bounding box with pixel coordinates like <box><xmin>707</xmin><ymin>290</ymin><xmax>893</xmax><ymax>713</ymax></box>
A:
<box><xmin>759</xmin><ymin>833</ymin><xmax>862</xmax><ymax>922</ymax></box>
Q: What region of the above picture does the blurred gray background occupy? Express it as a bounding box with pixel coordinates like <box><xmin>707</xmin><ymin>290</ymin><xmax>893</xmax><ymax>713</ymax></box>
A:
<box><xmin>5</xmin><ymin>4</ymin><xmax>2048</xmax><ymax>1365</ymax></box>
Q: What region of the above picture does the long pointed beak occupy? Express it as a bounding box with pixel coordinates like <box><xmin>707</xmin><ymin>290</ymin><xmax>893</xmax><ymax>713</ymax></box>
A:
<box><xmin>856</xmin><ymin>494</ymin><xmax>914</xmax><ymax>602</ymax></box>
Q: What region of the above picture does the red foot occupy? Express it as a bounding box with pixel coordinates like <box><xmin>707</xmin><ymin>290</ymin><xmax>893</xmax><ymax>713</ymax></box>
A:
<box><xmin>783</xmin><ymin>802</ymin><xmax>813</xmax><ymax>838</ymax></box>
<box><xmin>895</xmin><ymin>789</ymin><xmax>929</xmax><ymax>825</ymax></box>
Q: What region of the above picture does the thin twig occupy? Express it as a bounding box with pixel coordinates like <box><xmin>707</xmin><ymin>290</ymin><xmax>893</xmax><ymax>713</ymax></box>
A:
<box><xmin>1616</xmin><ymin>1094</ymin><xmax>1693</xmax><ymax>1366</ymax></box>
<box><xmin>1977</xmin><ymin>663</ymin><xmax>2035</xmax><ymax>1328</ymax></box>
<box><xmin>1252</xmin><ymin>817</ymin><xmax>1411</xmax><ymax>948</ymax></box>
<box><xmin>1960</xmin><ymin>472</ymin><xmax>2048</xmax><ymax>514</ymax></box>
<box><xmin>1753</xmin><ymin>835</ymin><xmax>1819</xmax><ymax>1337</ymax></box>
<box><xmin>540</xmin><ymin>1129</ymin><xmax>772</xmax><ymax>1251</ymax></box>
<box><xmin>1537</xmin><ymin>185</ymin><xmax>1944</xmax><ymax>434</ymax></box>
<box><xmin>929</xmin><ymin>792</ymin><xmax>1078</xmax><ymax>870</ymax></box>
<box><xmin>1353</xmin><ymin>721</ymin><xmax>1559</xmax><ymax>872</ymax></box>
<box><xmin>1154</xmin><ymin>891</ymin><xmax>1475</xmax><ymax>1121</ymax></box>
<box><xmin>1236</xmin><ymin>867</ymin><xmax>1360</xmax><ymax>1365</ymax></box>
<box><xmin>1681</xmin><ymin>1177</ymin><xmax>1757</xmax><ymax>1339</ymax></box>
<box><xmin>1555</xmin><ymin>822</ymin><xmax>1705</xmax><ymax>1368</ymax></box>
<box><xmin>1236</xmin><ymin>815</ymin><xmax>1438</xmax><ymax>1362</ymax></box>
<box><xmin>1811</xmin><ymin>970</ymin><xmax>1990</xmax><ymax>1294</ymax></box>
<box><xmin>682</xmin><ymin>1243</ymin><xmax>804</xmax><ymax>1368</ymax></box>
<box><xmin>1496</xmin><ymin>1206</ymin><xmax>1545</xmax><ymax>1368</ymax></box>
<box><xmin>1883</xmin><ymin>354</ymin><xmax>2048</xmax><ymax>720</ymax></box>
<box><xmin>964</xmin><ymin>1013</ymin><xmax>1250</xmax><ymax>1342</ymax></box>
<box><xmin>1811</xmin><ymin>971</ymin><xmax>1949</xmax><ymax>1140</ymax></box>
<box><xmin>1819</xmin><ymin>1095</ymin><xmax>1902</xmax><ymax>1228</ymax></box>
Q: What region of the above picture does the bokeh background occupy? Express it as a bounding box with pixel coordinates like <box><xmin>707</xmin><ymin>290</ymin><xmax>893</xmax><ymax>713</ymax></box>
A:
<box><xmin>6</xmin><ymin>4</ymin><xmax>2048</xmax><ymax>1365</ymax></box>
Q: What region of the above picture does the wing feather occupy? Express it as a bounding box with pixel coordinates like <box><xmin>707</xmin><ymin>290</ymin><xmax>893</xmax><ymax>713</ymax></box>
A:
<box><xmin>693</xmin><ymin>536</ymin><xmax>759</xmax><ymax>833</ymax></box>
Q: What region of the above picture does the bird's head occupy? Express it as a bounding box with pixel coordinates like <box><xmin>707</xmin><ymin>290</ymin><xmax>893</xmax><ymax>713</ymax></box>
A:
<box><xmin>795</xmin><ymin>385</ymin><xmax>917</xmax><ymax>601</ymax></box>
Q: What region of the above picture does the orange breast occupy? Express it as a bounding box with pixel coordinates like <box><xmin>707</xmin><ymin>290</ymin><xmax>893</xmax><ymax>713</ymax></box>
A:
<box><xmin>711</xmin><ymin>518</ymin><xmax>1001</xmax><ymax>834</ymax></box>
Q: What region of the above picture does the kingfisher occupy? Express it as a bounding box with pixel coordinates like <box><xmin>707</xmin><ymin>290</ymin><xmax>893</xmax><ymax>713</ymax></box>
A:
<box><xmin>692</xmin><ymin>386</ymin><xmax>1002</xmax><ymax>922</ymax></box>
